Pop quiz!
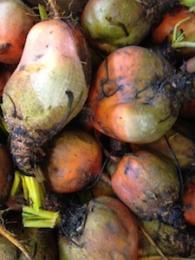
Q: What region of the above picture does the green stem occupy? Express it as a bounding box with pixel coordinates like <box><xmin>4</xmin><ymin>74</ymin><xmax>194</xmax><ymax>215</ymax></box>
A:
<box><xmin>21</xmin><ymin>176</ymin><xmax>28</xmax><ymax>201</ymax></box>
<box><xmin>10</xmin><ymin>171</ymin><xmax>21</xmax><ymax>196</ymax></box>
<box><xmin>172</xmin><ymin>16</ymin><xmax>191</xmax><ymax>43</ymax></box>
<box><xmin>22</xmin><ymin>206</ymin><xmax>60</xmax><ymax>228</ymax></box>
<box><xmin>38</xmin><ymin>4</ymin><xmax>48</xmax><ymax>20</ymax></box>
<box><xmin>172</xmin><ymin>41</ymin><xmax>195</xmax><ymax>48</ymax></box>
<box><xmin>21</xmin><ymin>175</ymin><xmax>45</xmax><ymax>210</ymax></box>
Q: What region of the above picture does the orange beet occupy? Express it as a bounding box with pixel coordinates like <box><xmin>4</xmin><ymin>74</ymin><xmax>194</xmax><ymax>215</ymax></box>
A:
<box><xmin>153</xmin><ymin>7</ymin><xmax>189</xmax><ymax>44</ymax></box>
<box><xmin>88</xmin><ymin>46</ymin><xmax>183</xmax><ymax>143</ymax></box>
<box><xmin>44</xmin><ymin>129</ymin><xmax>102</xmax><ymax>193</ymax></box>
<box><xmin>153</xmin><ymin>7</ymin><xmax>195</xmax><ymax>56</ymax></box>
<box><xmin>111</xmin><ymin>151</ymin><xmax>179</xmax><ymax>221</ymax></box>
<box><xmin>183</xmin><ymin>180</ymin><xmax>195</xmax><ymax>225</ymax></box>
<box><xmin>0</xmin><ymin>0</ymin><xmax>35</xmax><ymax>64</ymax></box>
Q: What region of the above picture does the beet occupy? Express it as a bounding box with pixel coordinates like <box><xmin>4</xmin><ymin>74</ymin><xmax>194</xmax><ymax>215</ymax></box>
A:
<box><xmin>88</xmin><ymin>46</ymin><xmax>194</xmax><ymax>144</ymax></box>
<box><xmin>2</xmin><ymin>19</ymin><xmax>89</xmax><ymax>175</ymax></box>
<box><xmin>111</xmin><ymin>151</ymin><xmax>180</xmax><ymax>225</ymax></box>
<box><xmin>59</xmin><ymin>196</ymin><xmax>139</xmax><ymax>260</ymax></box>
<box><xmin>82</xmin><ymin>0</ymin><xmax>178</xmax><ymax>52</ymax></box>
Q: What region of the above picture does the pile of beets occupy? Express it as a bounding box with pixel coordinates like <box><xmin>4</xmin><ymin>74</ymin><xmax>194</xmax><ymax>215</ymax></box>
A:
<box><xmin>0</xmin><ymin>0</ymin><xmax>194</xmax><ymax>259</ymax></box>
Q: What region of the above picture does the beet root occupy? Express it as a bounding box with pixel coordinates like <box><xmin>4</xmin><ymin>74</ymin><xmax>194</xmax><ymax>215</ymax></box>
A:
<box><xmin>88</xmin><ymin>46</ymin><xmax>191</xmax><ymax>144</ymax></box>
<box><xmin>2</xmin><ymin>20</ymin><xmax>88</xmax><ymax>175</ymax></box>
<box><xmin>44</xmin><ymin>129</ymin><xmax>102</xmax><ymax>193</ymax></box>
<box><xmin>59</xmin><ymin>196</ymin><xmax>139</xmax><ymax>260</ymax></box>
<box><xmin>111</xmin><ymin>151</ymin><xmax>180</xmax><ymax>224</ymax></box>
<box><xmin>82</xmin><ymin>0</ymin><xmax>151</xmax><ymax>53</ymax></box>
<box><xmin>81</xmin><ymin>0</ymin><xmax>178</xmax><ymax>52</ymax></box>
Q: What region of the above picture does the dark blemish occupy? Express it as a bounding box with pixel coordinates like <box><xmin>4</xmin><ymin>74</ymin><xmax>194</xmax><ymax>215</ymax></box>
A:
<box><xmin>117</xmin><ymin>22</ymin><xmax>129</xmax><ymax>37</ymax></box>
<box><xmin>52</xmin><ymin>166</ymin><xmax>59</xmax><ymax>173</ymax></box>
<box><xmin>0</xmin><ymin>43</ymin><xmax>12</xmax><ymax>53</ymax></box>
<box><xmin>49</xmin><ymin>31</ymin><xmax>53</xmax><ymax>34</ymax></box>
<box><xmin>124</xmin><ymin>162</ymin><xmax>139</xmax><ymax>178</ymax></box>
<box><xmin>102</xmin><ymin>81</ymin><xmax>124</xmax><ymax>97</ymax></box>
<box><xmin>159</xmin><ymin>113</ymin><xmax>171</xmax><ymax>123</ymax></box>
<box><xmin>124</xmin><ymin>163</ymin><xmax>130</xmax><ymax>175</ymax></box>
<box><xmin>65</xmin><ymin>90</ymin><xmax>74</xmax><ymax>110</ymax></box>
<box><xmin>105</xmin><ymin>17</ymin><xmax>129</xmax><ymax>37</ymax></box>
<box><xmin>45</xmin><ymin>44</ymin><xmax>49</xmax><ymax>48</ymax></box>
<box><xmin>100</xmin><ymin>59</ymin><xmax>124</xmax><ymax>98</ymax></box>
<box><xmin>4</xmin><ymin>93</ymin><xmax>23</xmax><ymax>120</ymax></box>
<box><xmin>34</xmin><ymin>54</ymin><xmax>43</xmax><ymax>60</ymax></box>
<box><xmin>18</xmin><ymin>65</ymin><xmax>26</xmax><ymax>71</ymax></box>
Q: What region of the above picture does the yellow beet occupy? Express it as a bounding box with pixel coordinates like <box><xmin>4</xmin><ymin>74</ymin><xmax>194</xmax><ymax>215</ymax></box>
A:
<box><xmin>2</xmin><ymin>19</ymin><xmax>88</xmax><ymax>175</ymax></box>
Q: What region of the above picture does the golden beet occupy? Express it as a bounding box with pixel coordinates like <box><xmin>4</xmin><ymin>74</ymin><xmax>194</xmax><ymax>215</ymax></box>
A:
<box><xmin>59</xmin><ymin>196</ymin><xmax>139</xmax><ymax>260</ymax></box>
<box><xmin>2</xmin><ymin>20</ymin><xmax>89</xmax><ymax>175</ymax></box>
<box><xmin>44</xmin><ymin>130</ymin><xmax>102</xmax><ymax>193</ymax></box>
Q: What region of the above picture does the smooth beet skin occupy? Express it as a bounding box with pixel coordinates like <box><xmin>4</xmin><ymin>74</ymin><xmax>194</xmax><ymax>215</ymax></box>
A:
<box><xmin>44</xmin><ymin>129</ymin><xmax>102</xmax><ymax>193</ymax></box>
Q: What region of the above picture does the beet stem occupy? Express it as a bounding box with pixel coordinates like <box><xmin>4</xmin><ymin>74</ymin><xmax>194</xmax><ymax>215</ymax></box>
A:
<box><xmin>10</xmin><ymin>171</ymin><xmax>21</xmax><ymax>197</ymax></box>
<box><xmin>38</xmin><ymin>4</ymin><xmax>48</xmax><ymax>20</ymax></box>
<box><xmin>22</xmin><ymin>206</ymin><xmax>60</xmax><ymax>228</ymax></box>
<box><xmin>21</xmin><ymin>175</ymin><xmax>45</xmax><ymax>210</ymax></box>
<box><xmin>172</xmin><ymin>41</ymin><xmax>195</xmax><ymax>48</ymax></box>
